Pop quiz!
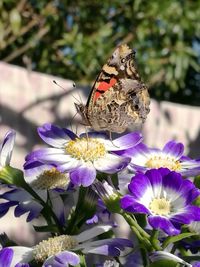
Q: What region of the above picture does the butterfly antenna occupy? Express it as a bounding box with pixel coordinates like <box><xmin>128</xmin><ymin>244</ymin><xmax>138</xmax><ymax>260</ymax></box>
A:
<box><xmin>72</xmin><ymin>81</ymin><xmax>84</xmax><ymax>105</ymax></box>
<box><xmin>53</xmin><ymin>80</ymin><xmax>81</xmax><ymax>103</ymax></box>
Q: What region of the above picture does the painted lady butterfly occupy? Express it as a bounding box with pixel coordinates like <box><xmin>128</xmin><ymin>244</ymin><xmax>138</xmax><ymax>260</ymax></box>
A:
<box><xmin>75</xmin><ymin>44</ymin><xmax>150</xmax><ymax>133</ymax></box>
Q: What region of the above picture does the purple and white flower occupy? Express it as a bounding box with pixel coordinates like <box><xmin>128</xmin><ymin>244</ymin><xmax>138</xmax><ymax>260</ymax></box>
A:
<box><xmin>0</xmin><ymin>162</ymin><xmax>72</xmax><ymax>224</ymax></box>
<box><xmin>116</xmin><ymin>141</ymin><xmax>200</xmax><ymax>177</ymax></box>
<box><xmin>7</xmin><ymin>225</ymin><xmax>133</xmax><ymax>265</ymax></box>
<box><xmin>25</xmin><ymin>123</ymin><xmax>142</xmax><ymax>187</ymax></box>
<box><xmin>0</xmin><ymin>130</ymin><xmax>16</xmax><ymax>169</ymax></box>
<box><xmin>120</xmin><ymin>168</ymin><xmax>200</xmax><ymax>235</ymax></box>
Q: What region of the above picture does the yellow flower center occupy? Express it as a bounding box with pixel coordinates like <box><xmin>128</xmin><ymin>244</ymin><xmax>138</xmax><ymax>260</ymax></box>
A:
<box><xmin>31</xmin><ymin>168</ymin><xmax>69</xmax><ymax>190</ymax></box>
<box><xmin>149</xmin><ymin>197</ymin><xmax>171</xmax><ymax>216</ymax></box>
<box><xmin>145</xmin><ymin>155</ymin><xmax>181</xmax><ymax>171</ymax></box>
<box><xmin>66</xmin><ymin>137</ymin><xmax>106</xmax><ymax>161</ymax></box>
<box><xmin>34</xmin><ymin>235</ymin><xmax>78</xmax><ymax>262</ymax></box>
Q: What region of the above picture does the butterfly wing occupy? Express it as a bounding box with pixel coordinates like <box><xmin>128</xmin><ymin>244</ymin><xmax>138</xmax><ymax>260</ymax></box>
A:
<box><xmin>86</xmin><ymin>44</ymin><xmax>150</xmax><ymax>133</ymax></box>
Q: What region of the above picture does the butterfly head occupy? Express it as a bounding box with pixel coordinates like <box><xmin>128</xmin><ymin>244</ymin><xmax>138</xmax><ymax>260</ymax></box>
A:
<box><xmin>108</xmin><ymin>44</ymin><xmax>136</xmax><ymax>72</ymax></box>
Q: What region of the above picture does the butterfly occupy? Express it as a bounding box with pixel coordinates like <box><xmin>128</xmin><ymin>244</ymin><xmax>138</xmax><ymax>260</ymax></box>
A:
<box><xmin>75</xmin><ymin>44</ymin><xmax>150</xmax><ymax>133</ymax></box>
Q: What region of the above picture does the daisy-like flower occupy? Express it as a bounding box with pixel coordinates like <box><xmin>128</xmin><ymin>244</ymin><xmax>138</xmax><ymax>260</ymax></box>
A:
<box><xmin>0</xmin><ymin>161</ymin><xmax>72</xmax><ymax>224</ymax></box>
<box><xmin>0</xmin><ymin>130</ymin><xmax>16</xmax><ymax>170</ymax></box>
<box><xmin>120</xmin><ymin>168</ymin><xmax>200</xmax><ymax>235</ymax></box>
<box><xmin>25</xmin><ymin>123</ymin><xmax>142</xmax><ymax>187</ymax></box>
<box><xmin>116</xmin><ymin>141</ymin><xmax>200</xmax><ymax>177</ymax></box>
<box><xmin>7</xmin><ymin>225</ymin><xmax>133</xmax><ymax>265</ymax></box>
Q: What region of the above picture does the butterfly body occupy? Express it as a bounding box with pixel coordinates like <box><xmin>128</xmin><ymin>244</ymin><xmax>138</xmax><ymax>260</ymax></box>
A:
<box><xmin>75</xmin><ymin>44</ymin><xmax>150</xmax><ymax>133</ymax></box>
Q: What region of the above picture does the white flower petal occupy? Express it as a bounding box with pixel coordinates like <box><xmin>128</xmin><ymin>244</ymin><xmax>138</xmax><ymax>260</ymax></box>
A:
<box><xmin>75</xmin><ymin>225</ymin><xmax>112</xmax><ymax>243</ymax></box>
<box><xmin>9</xmin><ymin>246</ymin><xmax>33</xmax><ymax>267</ymax></box>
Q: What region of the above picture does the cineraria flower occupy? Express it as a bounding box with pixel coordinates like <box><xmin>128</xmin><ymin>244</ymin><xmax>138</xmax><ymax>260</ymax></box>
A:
<box><xmin>0</xmin><ymin>161</ymin><xmax>73</xmax><ymax>224</ymax></box>
<box><xmin>7</xmin><ymin>225</ymin><xmax>133</xmax><ymax>265</ymax></box>
<box><xmin>25</xmin><ymin>123</ymin><xmax>142</xmax><ymax>187</ymax></box>
<box><xmin>120</xmin><ymin>168</ymin><xmax>200</xmax><ymax>235</ymax></box>
<box><xmin>0</xmin><ymin>130</ymin><xmax>16</xmax><ymax>170</ymax></box>
<box><xmin>24</xmin><ymin>159</ymin><xmax>71</xmax><ymax>190</ymax></box>
<box><xmin>116</xmin><ymin>141</ymin><xmax>200</xmax><ymax>177</ymax></box>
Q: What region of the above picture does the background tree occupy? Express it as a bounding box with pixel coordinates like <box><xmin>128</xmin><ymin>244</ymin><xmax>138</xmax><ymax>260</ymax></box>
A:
<box><xmin>1</xmin><ymin>0</ymin><xmax>200</xmax><ymax>104</ymax></box>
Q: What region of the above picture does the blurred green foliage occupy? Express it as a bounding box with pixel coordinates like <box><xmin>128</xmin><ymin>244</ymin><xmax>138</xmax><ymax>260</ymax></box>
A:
<box><xmin>0</xmin><ymin>0</ymin><xmax>200</xmax><ymax>104</ymax></box>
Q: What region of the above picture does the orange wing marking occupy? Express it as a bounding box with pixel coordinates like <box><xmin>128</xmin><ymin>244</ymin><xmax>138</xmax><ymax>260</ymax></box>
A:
<box><xmin>94</xmin><ymin>78</ymin><xmax>117</xmax><ymax>101</ymax></box>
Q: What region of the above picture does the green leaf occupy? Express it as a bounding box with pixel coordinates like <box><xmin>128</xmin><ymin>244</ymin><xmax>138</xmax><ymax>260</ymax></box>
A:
<box><xmin>194</xmin><ymin>176</ymin><xmax>200</xmax><ymax>190</ymax></box>
<box><xmin>162</xmin><ymin>232</ymin><xmax>197</xmax><ymax>249</ymax></box>
<box><xmin>149</xmin><ymin>260</ymin><xmax>179</xmax><ymax>267</ymax></box>
<box><xmin>0</xmin><ymin>166</ymin><xmax>26</xmax><ymax>187</ymax></box>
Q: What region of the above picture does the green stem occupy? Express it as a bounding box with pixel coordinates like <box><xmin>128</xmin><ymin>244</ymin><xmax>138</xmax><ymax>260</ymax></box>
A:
<box><xmin>140</xmin><ymin>248</ymin><xmax>149</xmax><ymax>267</ymax></box>
<box><xmin>121</xmin><ymin>211</ymin><xmax>161</xmax><ymax>251</ymax></box>
<box><xmin>23</xmin><ymin>182</ymin><xmax>64</xmax><ymax>234</ymax></box>
<box><xmin>150</xmin><ymin>230</ymin><xmax>161</xmax><ymax>250</ymax></box>
<box><xmin>121</xmin><ymin>211</ymin><xmax>152</xmax><ymax>250</ymax></box>
<box><xmin>121</xmin><ymin>211</ymin><xmax>150</xmax><ymax>239</ymax></box>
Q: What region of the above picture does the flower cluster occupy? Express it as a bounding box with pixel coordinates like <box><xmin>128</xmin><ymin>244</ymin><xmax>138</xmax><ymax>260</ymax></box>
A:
<box><xmin>1</xmin><ymin>124</ymin><xmax>200</xmax><ymax>266</ymax></box>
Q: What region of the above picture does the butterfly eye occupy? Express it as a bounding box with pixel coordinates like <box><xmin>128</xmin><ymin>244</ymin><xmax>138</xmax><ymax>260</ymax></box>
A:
<box><xmin>121</xmin><ymin>58</ymin><xmax>126</xmax><ymax>63</ymax></box>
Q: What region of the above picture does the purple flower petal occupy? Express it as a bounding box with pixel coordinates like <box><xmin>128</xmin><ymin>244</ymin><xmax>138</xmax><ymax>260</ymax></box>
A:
<box><xmin>23</xmin><ymin>160</ymin><xmax>58</xmax><ymax>182</ymax></box>
<box><xmin>163</xmin><ymin>141</ymin><xmax>184</xmax><ymax>158</ymax></box>
<box><xmin>111</xmin><ymin>132</ymin><xmax>143</xmax><ymax>151</ymax></box>
<box><xmin>70</xmin><ymin>163</ymin><xmax>96</xmax><ymax>187</ymax></box>
<box><xmin>26</xmin><ymin>149</ymin><xmax>81</xmax><ymax>172</ymax></box>
<box><xmin>162</xmin><ymin>171</ymin><xmax>183</xmax><ymax>194</ymax></box>
<box><xmin>82</xmin><ymin>238</ymin><xmax>133</xmax><ymax>256</ymax></box>
<box><xmin>94</xmin><ymin>154</ymin><xmax>130</xmax><ymax>173</ymax></box>
<box><xmin>128</xmin><ymin>173</ymin><xmax>152</xmax><ymax>200</ymax></box>
<box><xmin>0</xmin><ymin>201</ymin><xmax>18</xmax><ymax>218</ymax></box>
<box><xmin>14</xmin><ymin>201</ymin><xmax>43</xmax><ymax>222</ymax></box>
<box><xmin>116</xmin><ymin>142</ymin><xmax>149</xmax><ymax>157</ymax></box>
<box><xmin>38</xmin><ymin>123</ymin><xmax>77</xmax><ymax>147</ymax></box>
<box><xmin>120</xmin><ymin>195</ymin><xmax>150</xmax><ymax>214</ymax></box>
<box><xmin>148</xmin><ymin>215</ymin><xmax>180</xmax><ymax>235</ymax></box>
<box><xmin>172</xmin><ymin>206</ymin><xmax>200</xmax><ymax>224</ymax></box>
<box><xmin>86</xmin><ymin>214</ymin><xmax>99</xmax><ymax>224</ymax></box>
<box><xmin>0</xmin><ymin>130</ymin><xmax>16</xmax><ymax>166</ymax></box>
<box><xmin>0</xmin><ymin>248</ymin><xmax>13</xmax><ymax>266</ymax></box>
<box><xmin>25</xmin><ymin>148</ymin><xmax>64</xmax><ymax>162</ymax></box>
<box><xmin>1</xmin><ymin>189</ymin><xmax>30</xmax><ymax>202</ymax></box>
<box><xmin>145</xmin><ymin>169</ymin><xmax>163</xmax><ymax>196</ymax></box>
<box><xmin>44</xmin><ymin>251</ymin><xmax>80</xmax><ymax>267</ymax></box>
